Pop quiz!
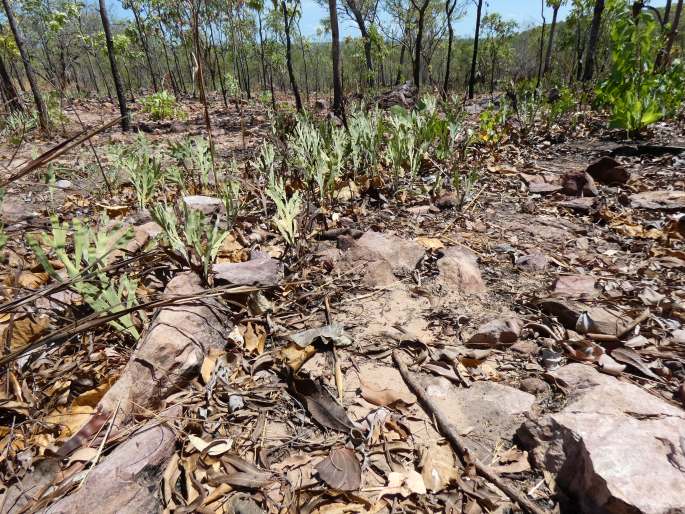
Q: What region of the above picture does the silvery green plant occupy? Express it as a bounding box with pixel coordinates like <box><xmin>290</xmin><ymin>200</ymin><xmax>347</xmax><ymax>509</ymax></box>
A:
<box><xmin>111</xmin><ymin>135</ymin><xmax>163</xmax><ymax>209</ymax></box>
<box><xmin>169</xmin><ymin>137</ymin><xmax>213</xmax><ymax>191</ymax></box>
<box><xmin>29</xmin><ymin>215</ymin><xmax>140</xmax><ymax>340</ymax></box>
<box><xmin>347</xmin><ymin>108</ymin><xmax>383</xmax><ymax>176</ymax></box>
<box><xmin>252</xmin><ymin>142</ymin><xmax>277</xmax><ymax>182</ymax></box>
<box><xmin>221</xmin><ymin>160</ymin><xmax>242</xmax><ymax>225</ymax></box>
<box><xmin>266</xmin><ymin>175</ymin><xmax>302</xmax><ymax>247</ymax></box>
<box><xmin>151</xmin><ymin>203</ymin><xmax>228</xmax><ymax>281</ymax></box>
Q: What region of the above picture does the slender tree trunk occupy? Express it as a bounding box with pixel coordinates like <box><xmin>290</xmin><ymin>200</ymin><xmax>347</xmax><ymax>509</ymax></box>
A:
<box><xmin>395</xmin><ymin>43</ymin><xmax>406</xmax><ymax>85</ymax></box>
<box><xmin>131</xmin><ymin>5</ymin><xmax>159</xmax><ymax>92</ymax></box>
<box><xmin>257</xmin><ymin>11</ymin><xmax>268</xmax><ymax>91</ymax></box>
<box><xmin>0</xmin><ymin>53</ymin><xmax>22</xmax><ymax>112</ymax></box>
<box><xmin>582</xmin><ymin>0</ymin><xmax>605</xmax><ymax>82</ymax></box>
<box><xmin>98</xmin><ymin>0</ymin><xmax>129</xmax><ymax>131</ymax></box>
<box><xmin>2</xmin><ymin>0</ymin><xmax>49</xmax><ymax>130</ymax></box>
<box><xmin>535</xmin><ymin>0</ymin><xmax>547</xmax><ymax>90</ymax></box>
<box><xmin>468</xmin><ymin>0</ymin><xmax>484</xmax><ymax>99</ymax></box>
<box><xmin>281</xmin><ymin>0</ymin><xmax>302</xmax><ymax>111</ymax></box>
<box><xmin>412</xmin><ymin>0</ymin><xmax>430</xmax><ymax>89</ymax></box>
<box><xmin>544</xmin><ymin>3</ymin><xmax>560</xmax><ymax>75</ymax></box>
<box><xmin>349</xmin><ymin>4</ymin><xmax>373</xmax><ymax>88</ymax></box>
<box><xmin>664</xmin><ymin>0</ymin><xmax>673</xmax><ymax>25</ymax></box>
<box><xmin>658</xmin><ymin>0</ymin><xmax>683</xmax><ymax>69</ymax></box>
<box><xmin>297</xmin><ymin>24</ymin><xmax>310</xmax><ymax>105</ymax></box>
<box><xmin>443</xmin><ymin>0</ymin><xmax>456</xmax><ymax>96</ymax></box>
<box><xmin>329</xmin><ymin>0</ymin><xmax>344</xmax><ymax>117</ymax></box>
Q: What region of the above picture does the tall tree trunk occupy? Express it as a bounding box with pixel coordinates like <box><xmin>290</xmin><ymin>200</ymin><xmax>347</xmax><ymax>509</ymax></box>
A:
<box><xmin>2</xmin><ymin>0</ymin><xmax>49</xmax><ymax>130</ymax></box>
<box><xmin>658</xmin><ymin>0</ymin><xmax>683</xmax><ymax>69</ymax></box>
<box><xmin>328</xmin><ymin>0</ymin><xmax>344</xmax><ymax>117</ymax></box>
<box><xmin>543</xmin><ymin>3</ymin><xmax>560</xmax><ymax>75</ymax></box>
<box><xmin>443</xmin><ymin>0</ymin><xmax>456</xmax><ymax>96</ymax></box>
<box><xmin>582</xmin><ymin>0</ymin><xmax>605</xmax><ymax>82</ymax></box>
<box><xmin>98</xmin><ymin>0</ymin><xmax>130</xmax><ymax>131</ymax></box>
<box><xmin>0</xmin><ymin>52</ymin><xmax>22</xmax><ymax>112</ymax></box>
<box><xmin>348</xmin><ymin>2</ymin><xmax>373</xmax><ymax>88</ymax></box>
<box><xmin>664</xmin><ymin>0</ymin><xmax>673</xmax><ymax>25</ymax></box>
<box><xmin>468</xmin><ymin>0</ymin><xmax>484</xmax><ymax>99</ymax></box>
<box><xmin>281</xmin><ymin>0</ymin><xmax>302</xmax><ymax>111</ymax></box>
<box><xmin>131</xmin><ymin>5</ymin><xmax>159</xmax><ymax>92</ymax></box>
<box><xmin>257</xmin><ymin>10</ymin><xmax>268</xmax><ymax>91</ymax></box>
<box><xmin>297</xmin><ymin>24</ymin><xmax>310</xmax><ymax>105</ymax></box>
<box><xmin>535</xmin><ymin>0</ymin><xmax>546</xmax><ymax>90</ymax></box>
<box><xmin>395</xmin><ymin>43</ymin><xmax>406</xmax><ymax>85</ymax></box>
<box><xmin>412</xmin><ymin>0</ymin><xmax>430</xmax><ymax>89</ymax></box>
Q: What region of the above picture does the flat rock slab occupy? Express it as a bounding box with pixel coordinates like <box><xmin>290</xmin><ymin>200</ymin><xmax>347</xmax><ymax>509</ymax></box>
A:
<box><xmin>213</xmin><ymin>250</ymin><xmax>282</xmax><ymax>287</ymax></box>
<box><xmin>340</xmin><ymin>230</ymin><xmax>424</xmax><ymax>287</ymax></box>
<box><xmin>629</xmin><ymin>190</ymin><xmax>685</xmax><ymax>211</ymax></box>
<box><xmin>437</xmin><ymin>246</ymin><xmax>486</xmax><ymax>293</ymax></box>
<box><xmin>416</xmin><ymin>377</ymin><xmax>534</xmax><ymax>460</ymax></box>
<box><xmin>518</xmin><ymin>364</ymin><xmax>685</xmax><ymax>514</ymax></box>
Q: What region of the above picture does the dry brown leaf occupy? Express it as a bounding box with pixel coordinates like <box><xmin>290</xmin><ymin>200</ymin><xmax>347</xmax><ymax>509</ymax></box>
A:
<box><xmin>3</xmin><ymin>315</ymin><xmax>50</xmax><ymax>350</ymax></box>
<box><xmin>71</xmin><ymin>378</ymin><xmax>116</xmax><ymax>408</ymax></box>
<box><xmin>489</xmin><ymin>447</ymin><xmax>531</xmax><ymax>474</ymax></box>
<box><xmin>416</xmin><ymin>237</ymin><xmax>444</xmax><ymax>250</ymax></box>
<box><xmin>375</xmin><ymin>469</ymin><xmax>427</xmax><ymax>498</ymax></box>
<box><xmin>44</xmin><ymin>405</ymin><xmax>94</xmax><ymax>439</ymax></box>
<box><xmin>315</xmin><ymin>447</ymin><xmax>361</xmax><ymax>491</ymax></box>
<box><xmin>280</xmin><ymin>342</ymin><xmax>317</xmax><ymax>372</ymax></box>
<box><xmin>243</xmin><ymin>322</ymin><xmax>266</xmax><ymax>355</ymax></box>
<box><xmin>360</xmin><ymin>379</ymin><xmax>416</xmax><ymax>409</ymax></box>
<box><xmin>187</xmin><ymin>435</ymin><xmax>233</xmax><ymax>456</ymax></box>
<box><xmin>17</xmin><ymin>271</ymin><xmax>49</xmax><ymax>289</ymax></box>
<box><xmin>420</xmin><ymin>442</ymin><xmax>459</xmax><ymax>492</ymax></box>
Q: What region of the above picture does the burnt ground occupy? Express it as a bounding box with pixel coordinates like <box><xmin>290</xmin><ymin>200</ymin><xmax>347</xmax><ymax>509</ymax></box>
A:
<box><xmin>0</xmin><ymin>95</ymin><xmax>684</xmax><ymax>513</ymax></box>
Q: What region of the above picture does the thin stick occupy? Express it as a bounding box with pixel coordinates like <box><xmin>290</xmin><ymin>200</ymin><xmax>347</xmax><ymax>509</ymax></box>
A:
<box><xmin>392</xmin><ymin>350</ymin><xmax>551</xmax><ymax>514</ymax></box>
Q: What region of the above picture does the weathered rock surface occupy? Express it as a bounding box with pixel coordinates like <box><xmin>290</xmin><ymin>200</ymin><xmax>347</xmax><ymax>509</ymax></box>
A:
<box><xmin>340</xmin><ymin>230</ymin><xmax>424</xmax><ymax>287</ymax></box>
<box><xmin>467</xmin><ymin>317</ymin><xmax>523</xmax><ymax>348</ymax></box>
<box><xmin>213</xmin><ymin>250</ymin><xmax>282</xmax><ymax>287</ymax></box>
<box><xmin>537</xmin><ymin>298</ymin><xmax>630</xmax><ymax>335</ymax></box>
<box><xmin>586</xmin><ymin>156</ymin><xmax>630</xmax><ymax>184</ymax></box>
<box><xmin>518</xmin><ymin>364</ymin><xmax>685</xmax><ymax>514</ymax></box>
<box><xmin>97</xmin><ymin>273</ymin><xmax>232</xmax><ymax>426</ymax></box>
<box><xmin>437</xmin><ymin>246</ymin><xmax>486</xmax><ymax>293</ymax></box>
<box><xmin>48</xmin><ymin>415</ymin><xmax>178</xmax><ymax>514</ymax></box>
<box><xmin>629</xmin><ymin>190</ymin><xmax>685</xmax><ymax>211</ymax></box>
<box><xmin>182</xmin><ymin>195</ymin><xmax>223</xmax><ymax>215</ymax></box>
<box><xmin>417</xmin><ymin>378</ymin><xmax>535</xmax><ymax>460</ymax></box>
<box><xmin>515</xmin><ymin>252</ymin><xmax>549</xmax><ymax>271</ymax></box>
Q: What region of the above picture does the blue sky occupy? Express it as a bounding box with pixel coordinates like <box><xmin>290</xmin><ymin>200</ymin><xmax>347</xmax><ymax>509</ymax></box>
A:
<box><xmin>299</xmin><ymin>0</ymin><xmax>669</xmax><ymax>39</ymax></box>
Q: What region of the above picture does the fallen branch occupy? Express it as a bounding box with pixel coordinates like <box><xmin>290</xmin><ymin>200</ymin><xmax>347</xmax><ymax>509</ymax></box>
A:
<box><xmin>0</xmin><ymin>116</ymin><xmax>122</xmax><ymax>188</ymax></box>
<box><xmin>392</xmin><ymin>350</ymin><xmax>551</xmax><ymax>514</ymax></box>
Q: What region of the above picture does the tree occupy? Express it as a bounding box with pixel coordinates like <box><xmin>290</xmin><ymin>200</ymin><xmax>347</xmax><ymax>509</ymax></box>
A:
<box><xmin>657</xmin><ymin>0</ymin><xmax>683</xmax><ymax>69</ymax></box>
<box><xmin>410</xmin><ymin>0</ymin><xmax>431</xmax><ymax>89</ymax></box>
<box><xmin>342</xmin><ymin>0</ymin><xmax>377</xmax><ymax>87</ymax></box>
<box><xmin>582</xmin><ymin>0</ymin><xmax>605</xmax><ymax>81</ymax></box>
<box><xmin>468</xmin><ymin>0</ymin><xmax>484</xmax><ymax>99</ymax></box>
<box><xmin>280</xmin><ymin>0</ymin><xmax>303</xmax><ymax>111</ymax></box>
<box><xmin>2</xmin><ymin>0</ymin><xmax>49</xmax><ymax>130</ymax></box>
<box><xmin>328</xmin><ymin>0</ymin><xmax>344</xmax><ymax>116</ymax></box>
<box><xmin>543</xmin><ymin>0</ymin><xmax>563</xmax><ymax>75</ymax></box>
<box><xmin>0</xmin><ymin>50</ymin><xmax>21</xmax><ymax>112</ymax></box>
<box><xmin>535</xmin><ymin>0</ymin><xmax>546</xmax><ymax>89</ymax></box>
<box><xmin>98</xmin><ymin>0</ymin><xmax>130</xmax><ymax>130</ymax></box>
<box><xmin>443</xmin><ymin>0</ymin><xmax>461</xmax><ymax>95</ymax></box>
<box><xmin>480</xmin><ymin>13</ymin><xmax>516</xmax><ymax>94</ymax></box>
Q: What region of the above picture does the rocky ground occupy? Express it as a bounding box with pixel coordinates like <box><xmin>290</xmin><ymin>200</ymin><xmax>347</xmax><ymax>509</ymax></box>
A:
<box><xmin>0</xmin><ymin>95</ymin><xmax>684</xmax><ymax>514</ymax></box>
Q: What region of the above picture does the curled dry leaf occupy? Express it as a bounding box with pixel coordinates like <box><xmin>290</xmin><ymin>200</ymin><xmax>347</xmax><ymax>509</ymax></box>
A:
<box><xmin>243</xmin><ymin>322</ymin><xmax>266</xmax><ymax>355</ymax></box>
<box><xmin>290</xmin><ymin>374</ymin><xmax>354</xmax><ymax>432</ymax></box>
<box><xmin>419</xmin><ymin>442</ymin><xmax>459</xmax><ymax>492</ymax></box>
<box><xmin>17</xmin><ymin>271</ymin><xmax>49</xmax><ymax>289</ymax></box>
<box><xmin>598</xmin><ymin>354</ymin><xmax>626</xmax><ymax>376</ymax></box>
<box><xmin>280</xmin><ymin>342</ymin><xmax>317</xmax><ymax>372</ymax></box>
<box><xmin>610</xmin><ymin>347</ymin><xmax>661</xmax><ymax>381</ymax></box>
<box><xmin>187</xmin><ymin>435</ymin><xmax>233</xmax><ymax>456</ymax></box>
<box><xmin>360</xmin><ymin>379</ymin><xmax>416</xmax><ymax>409</ymax></box>
<box><xmin>2</xmin><ymin>315</ymin><xmax>50</xmax><ymax>350</ymax></box>
<box><xmin>315</xmin><ymin>447</ymin><xmax>361</xmax><ymax>491</ymax></box>
<box><xmin>374</xmin><ymin>469</ymin><xmax>427</xmax><ymax>498</ymax></box>
<box><xmin>287</xmin><ymin>324</ymin><xmax>352</xmax><ymax>348</ymax></box>
<box><xmin>489</xmin><ymin>447</ymin><xmax>531</xmax><ymax>474</ymax></box>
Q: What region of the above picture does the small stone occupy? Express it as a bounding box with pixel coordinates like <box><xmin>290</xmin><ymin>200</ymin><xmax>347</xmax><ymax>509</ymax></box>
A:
<box><xmin>437</xmin><ymin>246</ymin><xmax>486</xmax><ymax>293</ymax></box>
<box><xmin>515</xmin><ymin>253</ymin><xmax>548</xmax><ymax>271</ymax></box>
<box><xmin>467</xmin><ymin>317</ymin><xmax>523</xmax><ymax>348</ymax></box>
<box><xmin>552</xmin><ymin>275</ymin><xmax>597</xmax><ymax>298</ymax></box>
<box><xmin>561</xmin><ymin>171</ymin><xmax>598</xmax><ymax>197</ymax></box>
<box><xmin>182</xmin><ymin>195</ymin><xmax>223</xmax><ymax>215</ymax></box>
<box><xmin>585</xmin><ymin>156</ymin><xmax>630</xmax><ymax>184</ymax></box>
<box><xmin>55</xmin><ymin>179</ymin><xmax>73</xmax><ymax>189</ymax></box>
<box><xmin>434</xmin><ymin>192</ymin><xmax>458</xmax><ymax>210</ymax></box>
<box><xmin>672</xmin><ymin>329</ymin><xmax>685</xmax><ymax>344</ymax></box>
<box><xmin>228</xmin><ymin>395</ymin><xmax>244</xmax><ymax>412</ymax></box>
<box><xmin>519</xmin><ymin>377</ymin><xmax>549</xmax><ymax>395</ymax></box>
<box><xmin>510</xmin><ymin>340</ymin><xmax>538</xmax><ymax>355</ymax></box>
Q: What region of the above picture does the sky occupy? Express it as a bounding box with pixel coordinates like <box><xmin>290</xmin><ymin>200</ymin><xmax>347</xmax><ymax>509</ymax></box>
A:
<box><xmin>298</xmin><ymin>0</ymin><xmax>669</xmax><ymax>39</ymax></box>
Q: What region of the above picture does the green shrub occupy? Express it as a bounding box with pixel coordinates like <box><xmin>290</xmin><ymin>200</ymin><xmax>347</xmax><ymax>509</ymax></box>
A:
<box><xmin>141</xmin><ymin>90</ymin><xmax>185</xmax><ymax>121</ymax></box>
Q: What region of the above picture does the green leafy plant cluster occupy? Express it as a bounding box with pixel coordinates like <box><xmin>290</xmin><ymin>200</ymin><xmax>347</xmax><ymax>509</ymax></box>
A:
<box><xmin>141</xmin><ymin>90</ymin><xmax>186</xmax><ymax>121</ymax></box>
<box><xmin>596</xmin><ymin>7</ymin><xmax>684</xmax><ymax>134</ymax></box>
<box><xmin>29</xmin><ymin>216</ymin><xmax>140</xmax><ymax>340</ymax></box>
<box><xmin>110</xmin><ymin>135</ymin><xmax>163</xmax><ymax>209</ymax></box>
<box><xmin>169</xmin><ymin>137</ymin><xmax>214</xmax><ymax>192</ymax></box>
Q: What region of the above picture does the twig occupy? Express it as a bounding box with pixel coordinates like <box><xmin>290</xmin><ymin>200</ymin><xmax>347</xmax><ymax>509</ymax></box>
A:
<box><xmin>78</xmin><ymin>400</ymin><xmax>120</xmax><ymax>489</ymax></box>
<box><xmin>392</xmin><ymin>350</ymin><xmax>551</xmax><ymax>514</ymax></box>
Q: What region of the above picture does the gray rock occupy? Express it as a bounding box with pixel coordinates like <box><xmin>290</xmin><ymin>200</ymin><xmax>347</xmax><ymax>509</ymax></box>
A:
<box><xmin>629</xmin><ymin>190</ymin><xmax>685</xmax><ymax>211</ymax></box>
<box><xmin>467</xmin><ymin>317</ymin><xmax>523</xmax><ymax>348</ymax></box>
<box><xmin>519</xmin><ymin>377</ymin><xmax>550</xmax><ymax>395</ymax></box>
<box><xmin>182</xmin><ymin>195</ymin><xmax>223</xmax><ymax>215</ymax></box>
<box><xmin>510</xmin><ymin>340</ymin><xmax>539</xmax><ymax>355</ymax></box>
<box><xmin>213</xmin><ymin>251</ymin><xmax>282</xmax><ymax>287</ymax></box>
<box><xmin>437</xmin><ymin>246</ymin><xmax>486</xmax><ymax>293</ymax></box>
<box><xmin>55</xmin><ymin>179</ymin><xmax>73</xmax><ymax>189</ymax></box>
<box><xmin>672</xmin><ymin>329</ymin><xmax>685</xmax><ymax>344</ymax></box>
<box><xmin>515</xmin><ymin>253</ymin><xmax>549</xmax><ymax>271</ymax></box>
<box><xmin>417</xmin><ymin>378</ymin><xmax>535</xmax><ymax>461</ymax></box>
<box><xmin>518</xmin><ymin>363</ymin><xmax>685</xmax><ymax>514</ymax></box>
